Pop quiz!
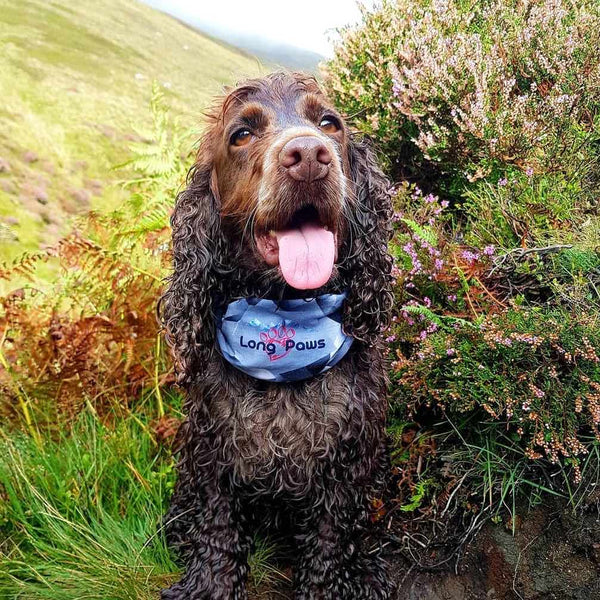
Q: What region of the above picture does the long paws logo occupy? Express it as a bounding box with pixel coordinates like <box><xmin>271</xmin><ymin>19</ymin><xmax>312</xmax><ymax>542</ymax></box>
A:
<box><xmin>260</xmin><ymin>326</ymin><xmax>296</xmax><ymax>361</ymax></box>
<box><xmin>239</xmin><ymin>325</ymin><xmax>326</xmax><ymax>361</ymax></box>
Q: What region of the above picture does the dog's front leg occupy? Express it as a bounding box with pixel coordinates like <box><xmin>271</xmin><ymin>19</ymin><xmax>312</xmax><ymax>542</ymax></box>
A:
<box><xmin>293</xmin><ymin>476</ymin><xmax>390</xmax><ymax>599</ymax></box>
<box><xmin>161</xmin><ymin>470</ymin><xmax>251</xmax><ymax>600</ymax></box>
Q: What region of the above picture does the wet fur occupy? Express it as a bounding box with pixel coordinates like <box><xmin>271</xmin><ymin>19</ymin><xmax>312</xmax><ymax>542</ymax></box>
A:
<box><xmin>159</xmin><ymin>72</ymin><xmax>394</xmax><ymax>599</ymax></box>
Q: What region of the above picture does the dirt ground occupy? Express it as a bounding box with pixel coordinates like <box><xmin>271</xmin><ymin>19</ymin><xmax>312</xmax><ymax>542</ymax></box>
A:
<box><xmin>391</xmin><ymin>503</ymin><xmax>600</xmax><ymax>599</ymax></box>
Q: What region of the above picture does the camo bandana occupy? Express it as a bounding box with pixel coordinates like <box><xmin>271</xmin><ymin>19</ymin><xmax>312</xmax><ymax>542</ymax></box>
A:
<box><xmin>215</xmin><ymin>293</ymin><xmax>353</xmax><ymax>382</ymax></box>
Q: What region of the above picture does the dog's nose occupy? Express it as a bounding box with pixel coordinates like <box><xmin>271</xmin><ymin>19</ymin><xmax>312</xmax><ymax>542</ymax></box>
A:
<box><xmin>279</xmin><ymin>136</ymin><xmax>332</xmax><ymax>182</ymax></box>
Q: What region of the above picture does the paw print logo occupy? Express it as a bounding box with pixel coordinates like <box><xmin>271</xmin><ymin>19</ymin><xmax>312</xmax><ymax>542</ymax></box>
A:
<box><xmin>260</xmin><ymin>325</ymin><xmax>296</xmax><ymax>361</ymax></box>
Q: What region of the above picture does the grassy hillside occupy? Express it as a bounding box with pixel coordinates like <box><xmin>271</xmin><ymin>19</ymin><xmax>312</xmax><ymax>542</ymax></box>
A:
<box><xmin>0</xmin><ymin>0</ymin><xmax>261</xmax><ymax>263</ymax></box>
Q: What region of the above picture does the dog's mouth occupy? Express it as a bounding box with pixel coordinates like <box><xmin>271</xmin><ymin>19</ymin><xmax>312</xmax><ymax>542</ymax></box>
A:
<box><xmin>255</xmin><ymin>204</ymin><xmax>338</xmax><ymax>290</ymax></box>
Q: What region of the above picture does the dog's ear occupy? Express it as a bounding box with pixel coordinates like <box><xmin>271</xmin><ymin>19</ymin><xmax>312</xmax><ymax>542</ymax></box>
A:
<box><xmin>342</xmin><ymin>137</ymin><xmax>394</xmax><ymax>346</ymax></box>
<box><xmin>159</xmin><ymin>138</ymin><xmax>226</xmax><ymax>386</ymax></box>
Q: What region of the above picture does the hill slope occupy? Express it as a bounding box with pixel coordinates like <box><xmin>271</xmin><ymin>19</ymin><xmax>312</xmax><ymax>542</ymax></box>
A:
<box><xmin>0</xmin><ymin>0</ymin><xmax>261</xmax><ymax>261</ymax></box>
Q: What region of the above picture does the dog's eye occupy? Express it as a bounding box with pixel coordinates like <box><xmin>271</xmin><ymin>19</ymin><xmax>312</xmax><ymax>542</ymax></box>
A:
<box><xmin>230</xmin><ymin>128</ymin><xmax>252</xmax><ymax>147</ymax></box>
<box><xmin>319</xmin><ymin>116</ymin><xmax>340</xmax><ymax>134</ymax></box>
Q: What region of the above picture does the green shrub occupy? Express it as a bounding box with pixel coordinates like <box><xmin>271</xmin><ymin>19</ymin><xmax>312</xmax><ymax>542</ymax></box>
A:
<box><xmin>462</xmin><ymin>169</ymin><xmax>589</xmax><ymax>247</ymax></box>
<box><xmin>328</xmin><ymin>4</ymin><xmax>600</xmax><ymax>501</ymax></box>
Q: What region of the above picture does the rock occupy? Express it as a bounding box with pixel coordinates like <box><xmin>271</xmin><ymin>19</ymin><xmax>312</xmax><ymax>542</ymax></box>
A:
<box><xmin>84</xmin><ymin>178</ymin><xmax>103</xmax><ymax>196</ymax></box>
<box><xmin>70</xmin><ymin>188</ymin><xmax>91</xmax><ymax>208</ymax></box>
<box><xmin>23</xmin><ymin>150</ymin><xmax>39</xmax><ymax>163</ymax></box>
<box><xmin>1</xmin><ymin>179</ymin><xmax>17</xmax><ymax>194</ymax></box>
<box><xmin>0</xmin><ymin>157</ymin><xmax>11</xmax><ymax>173</ymax></box>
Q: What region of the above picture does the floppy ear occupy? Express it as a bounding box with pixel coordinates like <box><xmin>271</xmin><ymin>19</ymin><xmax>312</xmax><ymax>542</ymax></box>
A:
<box><xmin>159</xmin><ymin>147</ymin><xmax>227</xmax><ymax>386</ymax></box>
<box><xmin>342</xmin><ymin>136</ymin><xmax>394</xmax><ymax>346</ymax></box>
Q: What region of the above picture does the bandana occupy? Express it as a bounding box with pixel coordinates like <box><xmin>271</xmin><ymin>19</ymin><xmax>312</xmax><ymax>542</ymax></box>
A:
<box><xmin>216</xmin><ymin>293</ymin><xmax>353</xmax><ymax>382</ymax></box>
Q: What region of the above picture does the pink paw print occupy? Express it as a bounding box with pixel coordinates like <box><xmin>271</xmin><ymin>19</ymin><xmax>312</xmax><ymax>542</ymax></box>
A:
<box><xmin>260</xmin><ymin>325</ymin><xmax>296</xmax><ymax>348</ymax></box>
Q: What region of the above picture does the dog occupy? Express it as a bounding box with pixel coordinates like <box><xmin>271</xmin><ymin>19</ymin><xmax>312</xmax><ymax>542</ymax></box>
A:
<box><xmin>159</xmin><ymin>71</ymin><xmax>394</xmax><ymax>599</ymax></box>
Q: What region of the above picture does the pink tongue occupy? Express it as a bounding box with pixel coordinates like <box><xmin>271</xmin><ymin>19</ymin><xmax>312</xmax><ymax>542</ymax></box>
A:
<box><xmin>275</xmin><ymin>222</ymin><xmax>335</xmax><ymax>290</ymax></box>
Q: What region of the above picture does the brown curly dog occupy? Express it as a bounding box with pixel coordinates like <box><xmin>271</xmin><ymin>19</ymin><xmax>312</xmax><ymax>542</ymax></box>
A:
<box><xmin>159</xmin><ymin>71</ymin><xmax>394</xmax><ymax>599</ymax></box>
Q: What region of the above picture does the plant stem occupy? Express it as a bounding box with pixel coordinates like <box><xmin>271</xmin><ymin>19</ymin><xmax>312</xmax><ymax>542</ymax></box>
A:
<box><xmin>154</xmin><ymin>333</ymin><xmax>164</xmax><ymax>418</ymax></box>
<box><xmin>0</xmin><ymin>343</ymin><xmax>41</xmax><ymax>447</ymax></box>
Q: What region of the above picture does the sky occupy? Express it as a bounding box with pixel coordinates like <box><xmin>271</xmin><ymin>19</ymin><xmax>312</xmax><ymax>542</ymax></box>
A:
<box><xmin>141</xmin><ymin>0</ymin><xmax>375</xmax><ymax>56</ymax></box>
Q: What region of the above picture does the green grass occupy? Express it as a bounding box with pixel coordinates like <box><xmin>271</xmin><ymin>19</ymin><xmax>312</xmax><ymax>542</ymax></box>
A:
<box><xmin>0</xmin><ymin>410</ymin><xmax>284</xmax><ymax>599</ymax></box>
<box><xmin>423</xmin><ymin>413</ymin><xmax>600</xmax><ymax>530</ymax></box>
<box><xmin>0</xmin><ymin>412</ymin><xmax>179</xmax><ymax>599</ymax></box>
<box><xmin>0</xmin><ymin>0</ymin><xmax>262</xmax><ymax>263</ymax></box>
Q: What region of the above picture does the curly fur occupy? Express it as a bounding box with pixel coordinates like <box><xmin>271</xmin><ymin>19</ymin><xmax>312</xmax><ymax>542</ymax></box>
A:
<box><xmin>159</xmin><ymin>72</ymin><xmax>394</xmax><ymax>599</ymax></box>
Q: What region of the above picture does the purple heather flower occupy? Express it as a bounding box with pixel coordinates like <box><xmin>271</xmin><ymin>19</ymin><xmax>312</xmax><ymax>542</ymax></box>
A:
<box><xmin>461</xmin><ymin>249</ymin><xmax>480</xmax><ymax>262</ymax></box>
<box><xmin>483</xmin><ymin>245</ymin><xmax>495</xmax><ymax>256</ymax></box>
<box><xmin>498</xmin><ymin>178</ymin><xmax>508</xmax><ymax>187</ymax></box>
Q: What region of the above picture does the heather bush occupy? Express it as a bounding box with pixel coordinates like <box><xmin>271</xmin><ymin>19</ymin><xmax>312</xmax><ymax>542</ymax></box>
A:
<box><xmin>325</xmin><ymin>0</ymin><xmax>600</xmax><ymax>241</ymax></box>
<box><xmin>327</xmin><ymin>3</ymin><xmax>600</xmax><ymax>495</ymax></box>
<box><xmin>388</xmin><ymin>183</ymin><xmax>496</xmax><ymax>342</ymax></box>
<box><xmin>392</xmin><ymin>308</ymin><xmax>600</xmax><ymax>481</ymax></box>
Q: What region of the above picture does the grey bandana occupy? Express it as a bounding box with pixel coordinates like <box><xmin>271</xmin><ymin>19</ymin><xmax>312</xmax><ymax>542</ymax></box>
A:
<box><xmin>216</xmin><ymin>293</ymin><xmax>353</xmax><ymax>382</ymax></box>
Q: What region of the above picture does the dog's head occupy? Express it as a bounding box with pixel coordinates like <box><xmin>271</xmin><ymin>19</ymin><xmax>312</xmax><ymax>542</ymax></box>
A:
<box><xmin>161</xmin><ymin>72</ymin><xmax>393</xmax><ymax>383</ymax></box>
<box><xmin>200</xmin><ymin>73</ymin><xmax>351</xmax><ymax>289</ymax></box>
